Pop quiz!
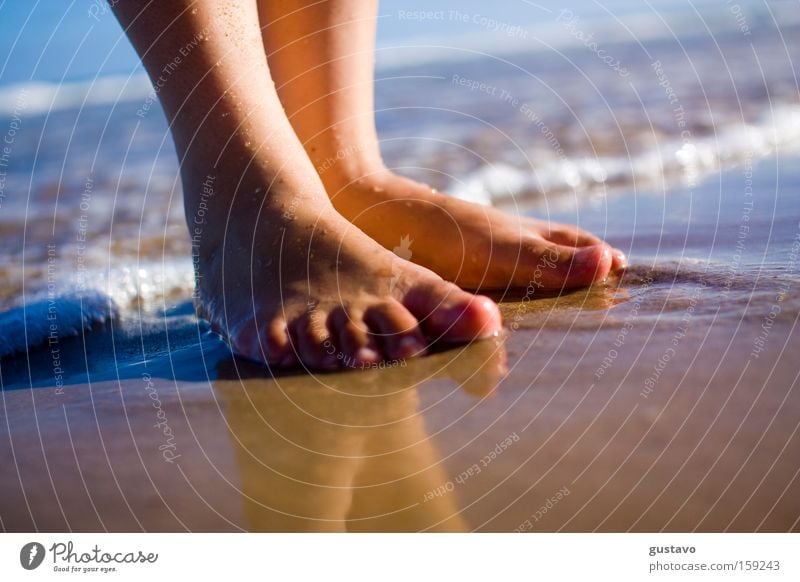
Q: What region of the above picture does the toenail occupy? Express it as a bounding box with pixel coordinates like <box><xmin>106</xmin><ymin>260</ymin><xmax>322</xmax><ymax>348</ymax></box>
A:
<box><xmin>612</xmin><ymin>249</ymin><xmax>628</xmax><ymax>269</ymax></box>
<box><xmin>574</xmin><ymin>245</ymin><xmax>600</xmax><ymax>266</ymax></box>
<box><xmin>474</xmin><ymin>295</ymin><xmax>502</xmax><ymax>315</ymax></box>
<box><xmin>356</xmin><ymin>347</ymin><xmax>380</xmax><ymax>363</ymax></box>
<box><xmin>398</xmin><ymin>336</ymin><xmax>426</xmax><ymax>358</ymax></box>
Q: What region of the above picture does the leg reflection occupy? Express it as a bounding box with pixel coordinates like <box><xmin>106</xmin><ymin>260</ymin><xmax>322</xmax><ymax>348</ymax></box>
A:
<box><xmin>213</xmin><ymin>337</ymin><xmax>507</xmax><ymax>531</ymax></box>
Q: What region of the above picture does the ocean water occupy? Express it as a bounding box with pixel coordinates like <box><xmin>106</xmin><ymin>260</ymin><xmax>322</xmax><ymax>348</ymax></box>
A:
<box><xmin>0</xmin><ymin>1</ymin><xmax>798</xmax><ymax>365</ymax></box>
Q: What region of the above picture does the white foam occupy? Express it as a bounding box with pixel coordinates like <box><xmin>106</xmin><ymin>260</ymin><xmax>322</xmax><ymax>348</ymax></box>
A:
<box><xmin>377</xmin><ymin>2</ymin><xmax>799</xmax><ymax>69</ymax></box>
<box><xmin>0</xmin><ymin>290</ymin><xmax>116</xmax><ymax>358</ymax></box>
<box><xmin>0</xmin><ymin>73</ymin><xmax>153</xmax><ymax>117</ymax></box>
<box><xmin>451</xmin><ymin>105</ymin><xmax>800</xmax><ymax>207</ymax></box>
<box><xmin>0</xmin><ymin>260</ymin><xmax>195</xmax><ymax>358</ymax></box>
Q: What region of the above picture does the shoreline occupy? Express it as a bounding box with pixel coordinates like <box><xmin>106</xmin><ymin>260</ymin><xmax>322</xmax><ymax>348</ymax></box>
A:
<box><xmin>2</xmin><ymin>154</ymin><xmax>799</xmax><ymax>531</ymax></box>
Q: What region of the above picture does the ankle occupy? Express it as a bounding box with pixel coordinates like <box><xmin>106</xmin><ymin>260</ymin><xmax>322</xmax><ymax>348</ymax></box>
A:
<box><xmin>184</xmin><ymin>163</ymin><xmax>331</xmax><ymax>255</ymax></box>
<box><xmin>316</xmin><ymin>149</ymin><xmax>389</xmax><ymax>189</ymax></box>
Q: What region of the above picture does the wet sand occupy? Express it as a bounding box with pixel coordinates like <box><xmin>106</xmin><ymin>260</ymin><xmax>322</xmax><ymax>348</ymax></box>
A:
<box><xmin>1</xmin><ymin>157</ymin><xmax>799</xmax><ymax>532</ymax></box>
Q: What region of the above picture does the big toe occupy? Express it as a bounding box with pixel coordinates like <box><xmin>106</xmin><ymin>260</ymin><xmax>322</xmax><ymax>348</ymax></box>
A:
<box><xmin>611</xmin><ymin>248</ymin><xmax>628</xmax><ymax>271</ymax></box>
<box><xmin>568</xmin><ymin>244</ymin><xmax>613</xmax><ymax>286</ymax></box>
<box><xmin>542</xmin><ymin>225</ymin><xmax>626</xmax><ymax>272</ymax></box>
<box><xmin>529</xmin><ymin>242</ymin><xmax>613</xmax><ymax>289</ymax></box>
<box><xmin>403</xmin><ymin>282</ymin><xmax>503</xmax><ymax>343</ymax></box>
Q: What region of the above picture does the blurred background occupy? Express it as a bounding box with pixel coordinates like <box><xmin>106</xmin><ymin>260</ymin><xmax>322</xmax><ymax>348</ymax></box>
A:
<box><xmin>0</xmin><ymin>0</ymin><xmax>774</xmax><ymax>85</ymax></box>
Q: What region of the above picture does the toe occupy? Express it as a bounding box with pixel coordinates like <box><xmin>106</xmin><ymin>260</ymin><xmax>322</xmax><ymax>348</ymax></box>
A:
<box><xmin>229</xmin><ymin>316</ymin><xmax>292</xmax><ymax>366</ymax></box>
<box><xmin>228</xmin><ymin>318</ymin><xmax>261</xmax><ymax>362</ymax></box>
<box><xmin>363</xmin><ymin>300</ymin><xmax>427</xmax><ymax>360</ymax></box>
<box><xmin>403</xmin><ymin>282</ymin><xmax>503</xmax><ymax>343</ymax></box>
<box><xmin>328</xmin><ymin>307</ymin><xmax>381</xmax><ymax>367</ymax></box>
<box><xmin>541</xmin><ymin>224</ymin><xmax>626</xmax><ymax>272</ymax></box>
<box><xmin>291</xmin><ymin>311</ymin><xmax>338</xmax><ymax>370</ymax></box>
<box><xmin>563</xmin><ymin>244</ymin><xmax>613</xmax><ymax>286</ymax></box>
<box><xmin>261</xmin><ymin>317</ymin><xmax>291</xmax><ymax>364</ymax></box>
<box><xmin>543</xmin><ymin>225</ymin><xmax>604</xmax><ymax>248</ymax></box>
<box><xmin>523</xmin><ymin>240</ymin><xmax>613</xmax><ymax>289</ymax></box>
<box><xmin>611</xmin><ymin>248</ymin><xmax>628</xmax><ymax>270</ymax></box>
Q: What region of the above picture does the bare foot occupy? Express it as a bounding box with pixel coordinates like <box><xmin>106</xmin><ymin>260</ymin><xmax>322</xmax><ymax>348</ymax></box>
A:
<box><xmin>327</xmin><ymin>169</ymin><xmax>626</xmax><ymax>291</ymax></box>
<box><xmin>108</xmin><ymin>0</ymin><xmax>504</xmax><ymax>372</ymax></box>
<box><xmin>191</xmin><ymin>170</ymin><xmax>503</xmax><ymax>371</ymax></box>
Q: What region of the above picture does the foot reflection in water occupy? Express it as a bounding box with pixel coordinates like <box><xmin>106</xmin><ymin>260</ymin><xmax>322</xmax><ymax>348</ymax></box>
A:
<box><xmin>212</xmin><ymin>337</ymin><xmax>508</xmax><ymax>532</ymax></box>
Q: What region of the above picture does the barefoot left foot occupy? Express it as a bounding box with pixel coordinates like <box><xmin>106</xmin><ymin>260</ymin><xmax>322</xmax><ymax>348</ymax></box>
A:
<box><xmin>327</xmin><ymin>169</ymin><xmax>626</xmax><ymax>291</ymax></box>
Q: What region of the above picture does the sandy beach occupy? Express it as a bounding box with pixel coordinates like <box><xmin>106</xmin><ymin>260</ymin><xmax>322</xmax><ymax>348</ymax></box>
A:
<box><xmin>2</xmin><ymin>152</ymin><xmax>798</xmax><ymax>532</ymax></box>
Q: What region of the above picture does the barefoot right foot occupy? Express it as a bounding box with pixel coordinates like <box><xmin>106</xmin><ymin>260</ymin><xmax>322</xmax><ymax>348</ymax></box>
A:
<box><xmin>193</xmin><ymin>170</ymin><xmax>502</xmax><ymax>371</ymax></box>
